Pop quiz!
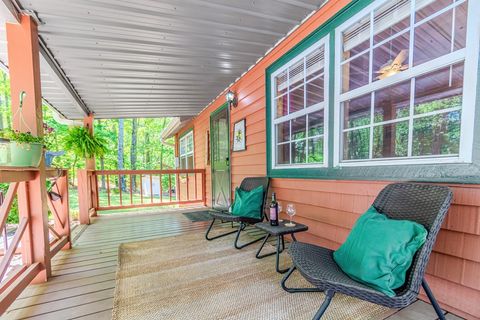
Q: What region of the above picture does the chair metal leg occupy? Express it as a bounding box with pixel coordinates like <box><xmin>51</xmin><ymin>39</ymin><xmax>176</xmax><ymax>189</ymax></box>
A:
<box><xmin>234</xmin><ymin>222</ymin><xmax>265</xmax><ymax>249</ymax></box>
<box><xmin>205</xmin><ymin>218</ymin><xmax>238</xmax><ymax>241</ymax></box>
<box><xmin>256</xmin><ymin>234</ymin><xmax>277</xmax><ymax>259</ymax></box>
<box><xmin>312</xmin><ymin>290</ymin><xmax>335</xmax><ymax>320</ymax></box>
<box><xmin>281</xmin><ymin>266</ymin><xmax>323</xmax><ymax>293</ymax></box>
<box><xmin>422</xmin><ymin>279</ymin><xmax>446</xmax><ymax>320</ymax></box>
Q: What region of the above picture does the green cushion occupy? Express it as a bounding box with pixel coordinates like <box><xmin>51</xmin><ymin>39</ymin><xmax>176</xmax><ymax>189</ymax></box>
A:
<box><xmin>333</xmin><ymin>206</ymin><xmax>427</xmax><ymax>297</ymax></box>
<box><xmin>231</xmin><ymin>186</ymin><xmax>264</xmax><ymax>219</ymax></box>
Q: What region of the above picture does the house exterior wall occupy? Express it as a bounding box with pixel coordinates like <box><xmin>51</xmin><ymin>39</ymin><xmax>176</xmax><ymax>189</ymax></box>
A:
<box><xmin>175</xmin><ymin>0</ymin><xmax>480</xmax><ymax>318</ymax></box>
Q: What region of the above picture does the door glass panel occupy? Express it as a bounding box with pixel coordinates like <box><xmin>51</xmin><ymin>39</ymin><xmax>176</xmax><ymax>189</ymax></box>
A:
<box><xmin>211</xmin><ymin>107</ymin><xmax>230</xmax><ymax>209</ymax></box>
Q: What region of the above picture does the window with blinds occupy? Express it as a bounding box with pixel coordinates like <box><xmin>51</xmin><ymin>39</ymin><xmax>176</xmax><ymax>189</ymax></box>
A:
<box><xmin>335</xmin><ymin>0</ymin><xmax>476</xmax><ymax>166</ymax></box>
<box><xmin>179</xmin><ymin>131</ymin><xmax>194</xmax><ymax>169</ymax></box>
<box><xmin>271</xmin><ymin>36</ymin><xmax>329</xmax><ymax>168</ymax></box>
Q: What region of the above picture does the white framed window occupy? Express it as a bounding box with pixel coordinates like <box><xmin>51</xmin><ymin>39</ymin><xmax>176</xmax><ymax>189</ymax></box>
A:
<box><xmin>270</xmin><ymin>35</ymin><xmax>329</xmax><ymax>169</ymax></box>
<box><xmin>334</xmin><ymin>0</ymin><xmax>479</xmax><ymax>166</ymax></box>
<box><xmin>179</xmin><ymin>130</ymin><xmax>194</xmax><ymax>169</ymax></box>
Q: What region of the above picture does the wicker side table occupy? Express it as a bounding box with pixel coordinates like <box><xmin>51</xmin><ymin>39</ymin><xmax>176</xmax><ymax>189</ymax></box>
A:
<box><xmin>254</xmin><ymin>221</ymin><xmax>308</xmax><ymax>273</ymax></box>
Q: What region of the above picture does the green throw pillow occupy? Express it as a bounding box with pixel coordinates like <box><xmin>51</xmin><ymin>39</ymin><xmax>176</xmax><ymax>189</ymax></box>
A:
<box><xmin>231</xmin><ymin>186</ymin><xmax>264</xmax><ymax>219</ymax></box>
<box><xmin>333</xmin><ymin>206</ymin><xmax>427</xmax><ymax>297</ymax></box>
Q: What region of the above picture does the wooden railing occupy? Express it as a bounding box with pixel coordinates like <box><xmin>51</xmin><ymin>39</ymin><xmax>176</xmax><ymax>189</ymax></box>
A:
<box><xmin>0</xmin><ymin>167</ymin><xmax>70</xmax><ymax>314</ymax></box>
<box><xmin>77</xmin><ymin>169</ymin><xmax>206</xmax><ymax>223</ymax></box>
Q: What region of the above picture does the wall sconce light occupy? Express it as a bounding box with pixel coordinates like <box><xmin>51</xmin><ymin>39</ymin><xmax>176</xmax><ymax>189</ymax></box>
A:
<box><xmin>226</xmin><ymin>90</ymin><xmax>237</xmax><ymax>108</ymax></box>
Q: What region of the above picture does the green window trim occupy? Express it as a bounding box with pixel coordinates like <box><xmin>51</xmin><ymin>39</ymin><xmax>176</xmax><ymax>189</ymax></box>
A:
<box><xmin>265</xmin><ymin>0</ymin><xmax>480</xmax><ymax>184</ymax></box>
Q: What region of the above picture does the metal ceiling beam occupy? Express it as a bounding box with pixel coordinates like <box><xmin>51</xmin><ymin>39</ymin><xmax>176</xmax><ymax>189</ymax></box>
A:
<box><xmin>38</xmin><ymin>38</ymin><xmax>90</xmax><ymax>116</ymax></box>
<box><xmin>4</xmin><ymin>0</ymin><xmax>91</xmax><ymax>117</ymax></box>
<box><xmin>1</xmin><ymin>0</ymin><xmax>20</xmax><ymax>23</ymax></box>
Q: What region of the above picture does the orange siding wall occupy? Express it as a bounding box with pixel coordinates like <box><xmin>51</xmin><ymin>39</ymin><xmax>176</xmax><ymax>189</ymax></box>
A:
<box><xmin>174</xmin><ymin>0</ymin><xmax>480</xmax><ymax>319</ymax></box>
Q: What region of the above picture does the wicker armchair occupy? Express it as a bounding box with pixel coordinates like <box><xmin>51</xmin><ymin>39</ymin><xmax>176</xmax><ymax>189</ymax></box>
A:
<box><xmin>281</xmin><ymin>183</ymin><xmax>453</xmax><ymax>320</ymax></box>
<box><xmin>205</xmin><ymin>177</ymin><xmax>270</xmax><ymax>249</ymax></box>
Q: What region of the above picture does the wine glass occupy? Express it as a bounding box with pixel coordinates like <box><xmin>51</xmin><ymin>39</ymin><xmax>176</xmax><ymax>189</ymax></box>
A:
<box><xmin>285</xmin><ymin>203</ymin><xmax>296</xmax><ymax>227</ymax></box>
<box><xmin>278</xmin><ymin>202</ymin><xmax>283</xmax><ymax>222</ymax></box>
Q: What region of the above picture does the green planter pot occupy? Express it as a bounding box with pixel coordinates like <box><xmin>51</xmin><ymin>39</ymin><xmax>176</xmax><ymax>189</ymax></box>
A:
<box><xmin>0</xmin><ymin>140</ymin><xmax>9</xmax><ymax>165</ymax></box>
<box><xmin>9</xmin><ymin>142</ymin><xmax>44</xmax><ymax>167</ymax></box>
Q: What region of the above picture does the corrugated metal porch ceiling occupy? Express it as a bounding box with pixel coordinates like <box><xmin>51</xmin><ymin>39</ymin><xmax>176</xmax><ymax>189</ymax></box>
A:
<box><xmin>18</xmin><ymin>0</ymin><xmax>326</xmax><ymax>119</ymax></box>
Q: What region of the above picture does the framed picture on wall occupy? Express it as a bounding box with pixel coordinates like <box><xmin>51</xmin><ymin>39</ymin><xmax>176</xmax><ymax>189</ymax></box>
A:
<box><xmin>233</xmin><ymin>118</ymin><xmax>246</xmax><ymax>152</ymax></box>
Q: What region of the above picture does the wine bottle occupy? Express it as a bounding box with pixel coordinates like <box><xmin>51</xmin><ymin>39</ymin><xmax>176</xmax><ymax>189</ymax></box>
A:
<box><xmin>270</xmin><ymin>192</ymin><xmax>279</xmax><ymax>226</ymax></box>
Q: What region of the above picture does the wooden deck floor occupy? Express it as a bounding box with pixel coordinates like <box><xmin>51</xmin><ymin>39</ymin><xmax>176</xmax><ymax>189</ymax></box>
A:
<box><xmin>1</xmin><ymin>209</ymin><xmax>464</xmax><ymax>320</ymax></box>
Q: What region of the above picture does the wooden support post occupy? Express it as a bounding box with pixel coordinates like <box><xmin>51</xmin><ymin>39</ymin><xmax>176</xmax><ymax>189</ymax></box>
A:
<box><xmin>77</xmin><ymin>169</ymin><xmax>91</xmax><ymax>225</ymax></box>
<box><xmin>6</xmin><ymin>14</ymin><xmax>51</xmax><ymax>282</ymax></box>
<box><xmin>83</xmin><ymin>114</ymin><xmax>97</xmax><ymax>217</ymax></box>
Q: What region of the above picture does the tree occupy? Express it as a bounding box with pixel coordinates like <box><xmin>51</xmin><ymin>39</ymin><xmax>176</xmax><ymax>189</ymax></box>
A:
<box><xmin>98</xmin><ymin>119</ymin><xmax>106</xmax><ymax>189</ymax></box>
<box><xmin>118</xmin><ymin>119</ymin><xmax>125</xmax><ymax>191</ymax></box>
<box><xmin>130</xmin><ymin>118</ymin><xmax>138</xmax><ymax>190</ymax></box>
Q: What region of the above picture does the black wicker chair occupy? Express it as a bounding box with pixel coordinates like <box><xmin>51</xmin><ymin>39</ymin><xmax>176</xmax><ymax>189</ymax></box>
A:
<box><xmin>281</xmin><ymin>183</ymin><xmax>453</xmax><ymax>320</ymax></box>
<box><xmin>205</xmin><ymin>177</ymin><xmax>270</xmax><ymax>249</ymax></box>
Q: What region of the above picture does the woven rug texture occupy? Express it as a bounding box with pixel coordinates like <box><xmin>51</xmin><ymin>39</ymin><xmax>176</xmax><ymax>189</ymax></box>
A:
<box><xmin>112</xmin><ymin>232</ymin><xmax>395</xmax><ymax>320</ymax></box>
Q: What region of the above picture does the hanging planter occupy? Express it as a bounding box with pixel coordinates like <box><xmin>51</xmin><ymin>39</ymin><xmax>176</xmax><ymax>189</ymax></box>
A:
<box><xmin>0</xmin><ymin>130</ymin><xmax>44</xmax><ymax>167</ymax></box>
<box><xmin>0</xmin><ymin>91</ymin><xmax>44</xmax><ymax>168</ymax></box>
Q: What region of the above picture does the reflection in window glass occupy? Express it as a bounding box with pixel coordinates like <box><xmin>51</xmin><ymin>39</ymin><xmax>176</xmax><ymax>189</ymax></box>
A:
<box><xmin>373</xmin><ymin>33</ymin><xmax>409</xmax><ymax>82</ymax></box>
<box><xmin>338</xmin><ymin>0</ymin><xmax>470</xmax><ymax>163</ymax></box>
<box><xmin>308</xmin><ymin>137</ymin><xmax>324</xmax><ymax>163</ymax></box>
<box><xmin>342</xmin><ymin>14</ymin><xmax>370</xmax><ymax>59</ymax></box>
<box><xmin>414</xmin><ymin>63</ymin><xmax>464</xmax><ymax>115</ymax></box>
<box><xmin>276</xmin><ymin>122</ymin><xmax>290</xmax><ymax>144</ymax></box>
<box><xmin>374</xmin><ymin>80</ymin><xmax>410</xmax><ymax>122</ymax></box>
<box><xmin>289</xmin><ymin>85</ymin><xmax>305</xmax><ymax>114</ymax></box>
<box><xmin>272</xmin><ymin>39</ymin><xmax>328</xmax><ymax>166</ymax></box>
<box><xmin>277</xmin><ymin>144</ymin><xmax>290</xmax><ymax>165</ymax></box>
<box><xmin>414</xmin><ymin>10</ymin><xmax>453</xmax><ymax>66</ymax></box>
<box><xmin>291</xmin><ymin>116</ymin><xmax>306</xmax><ymax>140</ymax></box>
<box><xmin>413</xmin><ymin>111</ymin><xmax>461</xmax><ymax>156</ymax></box>
<box><xmin>373</xmin><ymin>0</ymin><xmax>410</xmax><ymax>44</ymax></box>
<box><xmin>343</xmin><ymin>94</ymin><xmax>371</xmax><ymax>129</ymax></box>
<box><xmin>373</xmin><ymin>121</ymin><xmax>409</xmax><ymax>158</ymax></box>
<box><xmin>276</xmin><ymin>94</ymin><xmax>288</xmax><ymax>119</ymax></box>
<box><xmin>342</xmin><ymin>52</ymin><xmax>370</xmax><ymax>92</ymax></box>
<box><xmin>306</xmin><ymin>75</ymin><xmax>324</xmax><ymax>107</ymax></box>
<box><xmin>292</xmin><ymin>140</ymin><xmax>307</xmax><ymax>164</ymax></box>
<box><xmin>308</xmin><ymin>111</ymin><xmax>324</xmax><ymax>137</ymax></box>
<box><xmin>275</xmin><ymin>70</ymin><xmax>288</xmax><ymax>97</ymax></box>
<box><xmin>343</xmin><ymin>128</ymin><xmax>370</xmax><ymax>160</ymax></box>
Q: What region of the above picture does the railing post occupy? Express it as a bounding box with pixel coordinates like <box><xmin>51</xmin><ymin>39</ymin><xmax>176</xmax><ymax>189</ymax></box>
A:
<box><xmin>77</xmin><ymin>169</ymin><xmax>91</xmax><ymax>225</ymax></box>
<box><xmin>6</xmin><ymin>14</ymin><xmax>51</xmax><ymax>283</ymax></box>
<box><xmin>48</xmin><ymin>171</ymin><xmax>71</xmax><ymax>250</ymax></box>
<box><xmin>90</xmin><ymin>172</ymin><xmax>98</xmax><ymax>216</ymax></box>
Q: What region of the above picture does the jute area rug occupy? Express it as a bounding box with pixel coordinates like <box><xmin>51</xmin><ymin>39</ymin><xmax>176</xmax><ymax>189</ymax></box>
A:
<box><xmin>112</xmin><ymin>232</ymin><xmax>395</xmax><ymax>320</ymax></box>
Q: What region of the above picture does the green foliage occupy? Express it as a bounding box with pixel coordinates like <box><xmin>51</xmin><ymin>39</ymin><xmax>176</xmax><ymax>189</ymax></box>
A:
<box><xmin>63</xmin><ymin>126</ymin><xmax>109</xmax><ymax>159</ymax></box>
<box><xmin>0</xmin><ymin>68</ymin><xmax>176</xmax><ymax>222</ymax></box>
<box><xmin>0</xmin><ymin>128</ymin><xmax>44</xmax><ymax>144</ymax></box>
<box><xmin>0</xmin><ymin>183</ymin><xmax>19</xmax><ymax>224</ymax></box>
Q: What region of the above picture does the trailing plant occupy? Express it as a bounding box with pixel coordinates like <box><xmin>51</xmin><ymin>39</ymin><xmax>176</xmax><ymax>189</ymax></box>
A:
<box><xmin>0</xmin><ymin>129</ymin><xmax>43</xmax><ymax>144</ymax></box>
<box><xmin>63</xmin><ymin>126</ymin><xmax>109</xmax><ymax>162</ymax></box>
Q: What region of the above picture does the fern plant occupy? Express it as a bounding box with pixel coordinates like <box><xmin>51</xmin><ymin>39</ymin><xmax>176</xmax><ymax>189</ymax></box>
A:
<box><xmin>63</xmin><ymin>126</ymin><xmax>108</xmax><ymax>168</ymax></box>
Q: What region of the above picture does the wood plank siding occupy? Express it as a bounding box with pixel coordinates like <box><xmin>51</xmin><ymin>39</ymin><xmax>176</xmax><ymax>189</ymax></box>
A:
<box><xmin>174</xmin><ymin>0</ymin><xmax>480</xmax><ymax>319</ymax></box>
